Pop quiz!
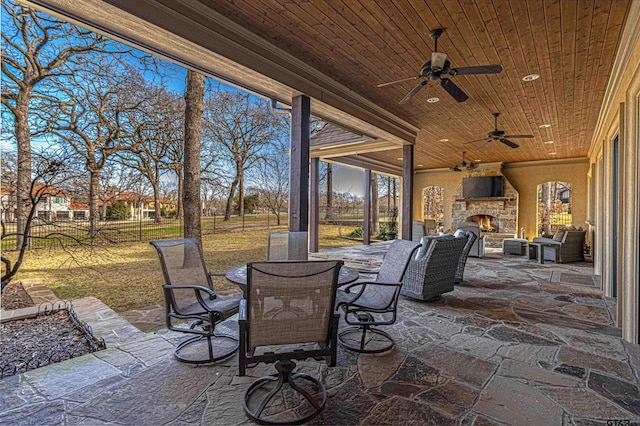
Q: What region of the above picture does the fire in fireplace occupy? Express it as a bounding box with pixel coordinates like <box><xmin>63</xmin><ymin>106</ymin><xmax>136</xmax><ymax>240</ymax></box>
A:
<box><xmin>466</xmin><ymin>215</ymin><xmax>499</xmax><ymax>233</ymax></box>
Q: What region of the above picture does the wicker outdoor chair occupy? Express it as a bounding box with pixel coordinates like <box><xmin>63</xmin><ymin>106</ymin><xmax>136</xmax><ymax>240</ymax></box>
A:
<box><xmin>150</xmin><ymin>238</ymin><xmax>241</xmax><ymax>364</ymax></box>
<box><xmin>455</xmin><ymin>231</ymin><xmax>477</xmax><ymax>284</ymax></box>
<box><xmin>267</xmin><ymin>231</ymin><xmax>308</xmax><ymax>261</ymax></box>
<box><xmin>239</xmin><ymin>260</ymin><xmax>342</xmax><ymax>424</ymax></box>
<box><xmin>336</xmin><ymin>239</ymin><xmax>420</xmax><ymax>353</ymax></box>
<box><xmin>401</xmin><ymin>236</ymin><xmax>467</xmax><ymax>302</ymax></box>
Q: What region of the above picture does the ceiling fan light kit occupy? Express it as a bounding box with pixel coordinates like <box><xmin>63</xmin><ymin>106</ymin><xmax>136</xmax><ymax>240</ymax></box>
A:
<box><xmin>377</xmin><ymin>28</ymin><xmax>502</xmax><ymax>104</ymax></box>
<box><xmin>522</xmin><ymin>74</ymin><xmax>540</xmax><ymax>81</ymax></box>
<box><xmin>450</xmin><ymin>151</ymin><xmax>478</xmax><ymax>172</ymax></box>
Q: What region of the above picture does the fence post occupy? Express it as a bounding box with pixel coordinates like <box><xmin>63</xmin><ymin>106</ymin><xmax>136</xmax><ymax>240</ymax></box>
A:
<box><xmin>242</xmin><ymin>214</ymin><xmax>245</xmax><ymax>231</ymax></box>
<box><xmin>267</xmin><ymin>210</ymin><xmax>270</xmax><ymax>229</ymax></box>
<box><xmin>139</xmin><ymin>217</ymin><xmax>142</xmax><ymax>241</ymax></box>
<box><xmin>213</xmin><ymin>212</ymin><xmax>216</xmax><ymax>234</ymax></box>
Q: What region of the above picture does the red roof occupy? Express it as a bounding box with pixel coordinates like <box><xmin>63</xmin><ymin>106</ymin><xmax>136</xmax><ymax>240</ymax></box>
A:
<box><xmin>32</xmin><ymin>183</ymin><xmax>69</xmax><ymax>197</ymax></box>
<box><xmin>70</xmin><ymin>200</ymin><xmax>89</xmax><ymax>209</ymax></box>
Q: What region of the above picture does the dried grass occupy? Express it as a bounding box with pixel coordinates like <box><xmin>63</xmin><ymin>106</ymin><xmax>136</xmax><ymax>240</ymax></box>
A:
<box><xmin>3</xmin><ymin>225</ymin><xmax>358</xmax><ymax>312</ymax></box>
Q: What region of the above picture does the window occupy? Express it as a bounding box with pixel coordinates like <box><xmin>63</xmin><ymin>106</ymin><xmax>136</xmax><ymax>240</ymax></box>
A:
<box><xmin>423</xmin><ymin>186</ymin><xmax>445</xmax><ymax>227</ymax></box>
<box><xmin>537</xmin><ymin>181</ymin><xmax>572</xmax><ymax>236</ymax></box>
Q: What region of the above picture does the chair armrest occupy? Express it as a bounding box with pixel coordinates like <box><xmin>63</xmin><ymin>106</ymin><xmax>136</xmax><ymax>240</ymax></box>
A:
<box><xmin>208</xmin><ymin>272</ymin><xmax>225</xmax><ymax>277</ymax></box>
<box><xmin>239</xmin><ymin>299</ymin><xmax>247</xmax><ymax>321</ymax></box>
<box><xmin>162</xmin><ymin>284</ymin><xmax>218</xmax><ymax>312</ymax></box>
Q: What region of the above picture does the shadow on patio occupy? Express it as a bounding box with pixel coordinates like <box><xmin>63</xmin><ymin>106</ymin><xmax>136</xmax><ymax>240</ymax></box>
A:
<box><xmin>1</xmin><ymin>244</ymin><xmax>639</xmax><ymax>425</ymax></box>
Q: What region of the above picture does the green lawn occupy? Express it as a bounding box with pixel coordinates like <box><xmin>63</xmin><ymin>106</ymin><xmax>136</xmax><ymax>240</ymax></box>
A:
<box><xmin>3</xmin><ymin>225</ymin><xmax>359</xmax><ymax>312</ymax></box>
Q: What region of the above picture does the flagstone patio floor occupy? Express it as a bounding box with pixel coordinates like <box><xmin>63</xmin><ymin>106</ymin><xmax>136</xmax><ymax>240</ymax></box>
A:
<box><xmin>1</xmin><ymin>243</ymin><xmax>639</xmax><ymax>425</ymax></box>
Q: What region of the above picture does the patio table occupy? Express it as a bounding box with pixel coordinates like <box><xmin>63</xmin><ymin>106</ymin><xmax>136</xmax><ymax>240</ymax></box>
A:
<box><xmin>226</xmin><ymin>263</ymin><xmax>359</xmax><ymax>294</ymax></box>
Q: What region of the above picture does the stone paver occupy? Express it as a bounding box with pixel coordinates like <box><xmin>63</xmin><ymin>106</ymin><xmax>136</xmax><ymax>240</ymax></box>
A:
<box><xmin>1</xmin><ymin>245</ymin><xmax>639</xmax><ymax>425</ymax></box>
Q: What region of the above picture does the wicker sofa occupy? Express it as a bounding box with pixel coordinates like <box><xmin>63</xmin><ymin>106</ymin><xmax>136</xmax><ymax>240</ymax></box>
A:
<box><xmin>531</xmin><ymin>229</ymin><xmax>586</xmax><ymax>263</ymax></box>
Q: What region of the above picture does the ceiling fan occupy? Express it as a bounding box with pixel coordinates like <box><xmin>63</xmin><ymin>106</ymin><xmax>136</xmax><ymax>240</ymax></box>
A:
<box><xmin>463</xmin><ymin>112</ymin><xmax>534</xmax><ymax>149</ymax></box>
<box><xmin>450</xmin><ymin>151</ymin><xmax>478</xmax><ymax>172</ymax></box>
<box><xmin>377</xmin><ymin>28</ymin><xmax>503</xmax><ymax>104</ymax></box>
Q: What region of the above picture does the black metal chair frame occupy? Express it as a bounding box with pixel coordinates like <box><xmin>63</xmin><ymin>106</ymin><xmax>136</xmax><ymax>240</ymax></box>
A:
<box><xmin>336</xmin><ymin>240</ymin><xmax>420</xmax><ymax>354</ymax></box>
<box><xmin>336</xmin><ymin>281</ymin><xmax>403</xmax><ymax>354</ymax></box>
<box><xmin>150</xmin><ymin>239</ymin><xmax>239</xmax><ymax>365</ymax></box>
<box><xmin>239</xmin><ymin>260</ymin><xmax>342</xmax><ymax>425</ymax></box>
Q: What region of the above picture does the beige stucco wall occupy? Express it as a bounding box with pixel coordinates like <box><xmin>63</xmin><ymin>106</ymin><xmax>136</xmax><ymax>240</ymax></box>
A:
<box><xmin>413</xmin><ymin>159</ymin><xmax>589</xmax><ymax>240</ymax></box>
<box><xmin>502</xmin><ymin>160</ymin><xmax>589</xmax><ymax>241</ymax></box>
<box><xmin>587</xmin><ymin>3</ymin><xmax>640</xmax><ymax>342</ymax></box>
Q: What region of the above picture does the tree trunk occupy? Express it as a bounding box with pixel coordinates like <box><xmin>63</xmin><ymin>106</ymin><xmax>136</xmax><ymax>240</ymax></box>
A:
<box><xmin>238</xmin><ymin>167</ymin><xmax>244</xmax><ymax>218</ymax></box>
<box><xmin>183</xmin><ymin>70</ymin><xmax>205</xmax><ymax>243</ymax></box>
<box><xmin>101</xmin><ymin>198</ymin><xmax>108</xmax><ymax>220</ymax></box>
<box><xmin>386</xmin><ymin>177</ymin><xmax>391</xmax><ymax>221</ymax></box>
<box><xmin>14</xmin><ymin>88</ymin><xmax>32</xmax><ymax>250</ymax></box>
<box><xmin>152</xmin><ymin>182</ymin><xmax>162</xmax><ymax>224</ymax></box>
<box><xmin>88</xmin><ymin>167</ymin><xmax>100</xmax><ymax>237</ymax></box>
<box><xmin>371</xmin><ymin>173</ymin><xmax>379</xmax><ymax>236</ymax></box>
<box><xmin>326</xmin><ymin>163</ymin><xmax>333</xmax><ymax>220</ymax></box>
<box><xmin>177</xmin><ymin>171</ymin><xmax>184</xmax><ymax>219</ymax></box>
<box><xmin>224</xmin><ymin>177</ymin><xmax>238</xmax><ymax>221</ymax></box>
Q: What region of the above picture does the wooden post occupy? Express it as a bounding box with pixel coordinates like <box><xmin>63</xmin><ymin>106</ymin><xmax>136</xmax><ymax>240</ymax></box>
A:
<box><xmin>309</xmin><ymin>157</ymin><xmax>319</xmax><ymax>252</ymax></box>
<box><xmin>402</xmin><ymin>144</ymin><xmax>414</xmax><ymax>240</ymax></box>
<box><xmin>289</xmin><ymin>95</ymin><xmax>310</xmax><ymax>232</ymax></box>
<box><xmin>363</xmin><ymin>169</ymin><xmax>371</xmax><ymax>245</ymax></box>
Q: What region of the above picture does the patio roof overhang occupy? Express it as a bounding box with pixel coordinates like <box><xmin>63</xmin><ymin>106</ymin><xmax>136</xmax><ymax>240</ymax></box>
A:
<box><xmin>22</xmin><ymin>0</ymin><xmax>418</xmax><ymax>157</ymax></box>
<box><xmin>22</xmin><ymin>0</ymin><xmax>632</xmax><ymax>172</ymax></box>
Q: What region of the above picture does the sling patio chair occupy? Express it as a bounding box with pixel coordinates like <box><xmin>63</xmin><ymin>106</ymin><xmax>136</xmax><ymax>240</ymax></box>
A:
<box><xmin>239</xmin><ymin>260</ymin><xmax>343</xmax><ymax>425</ymax></box>
<box><xmin>267</xmin><ymin>231</ymin><xmax>308</xmax><ymax>261</ymax></box>
<box><xmin>150</xmin><ymin>238</ymin><xmax>241</xmax><ymax>364</ymax></box>
<box><xmin>336</xmin><ymin>239</ymin><xmax>420</xmax><ymax>353</ymax></box>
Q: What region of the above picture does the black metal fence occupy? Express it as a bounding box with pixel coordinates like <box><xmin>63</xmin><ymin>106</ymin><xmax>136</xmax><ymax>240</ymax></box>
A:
<box><xmin>1</xmin><ymin>212</ymin><xmax>291</xmax><ymax>251</ymax></box>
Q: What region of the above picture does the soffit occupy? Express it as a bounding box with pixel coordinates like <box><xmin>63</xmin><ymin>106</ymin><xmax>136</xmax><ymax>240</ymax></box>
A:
<box><xmin>24</xmin><ymin>0</ymin><xmax>631</xmax><ymax>170</ymax></box>
<box><xmin>196</xmin><ymin>0</ymin><xmax>630</xmax><ymax>169</ymax></box>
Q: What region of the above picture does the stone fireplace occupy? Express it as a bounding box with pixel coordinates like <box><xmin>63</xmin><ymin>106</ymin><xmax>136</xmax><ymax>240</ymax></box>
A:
<box><xmin>451</xmin><ymin>164</ymin><xmax>519</xmax><ymax>247</ymax></box>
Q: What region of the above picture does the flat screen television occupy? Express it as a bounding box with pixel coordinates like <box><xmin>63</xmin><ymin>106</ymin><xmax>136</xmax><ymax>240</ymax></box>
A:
<box><xmin>462</xmin><ymin>176</ymin><xmax>504</xmax><ymax>198</ymax></box>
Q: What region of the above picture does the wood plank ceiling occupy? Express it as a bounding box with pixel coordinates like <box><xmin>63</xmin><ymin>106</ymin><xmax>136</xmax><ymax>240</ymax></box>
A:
<box><xmin>198</xmin><ymin>0</ymin><xmax>630</xmax><ymax>170</ymax></box>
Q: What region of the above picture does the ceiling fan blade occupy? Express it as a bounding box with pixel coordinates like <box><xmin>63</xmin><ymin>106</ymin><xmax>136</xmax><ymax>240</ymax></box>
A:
<box><xmin>440</xmin><ymin>78</ymin><xmax>468</xmax><ymax>102</ymax></box>
<box><xmin>463</xmin><ymin>138</ymin><xmax>489</xmax><ymax>145</ymax></box>
<box><xmin>449</xmin><ymin>64</ymin><xmax>503</xmax><ymax>75</ymax></box>
<box><xmin>477</xmin><ymin>140</ymin><xmax>492</xmax><ymax>150</ymax></box>
<box><xmin>399</xmin><ymin>80</ymin><xmax>428</xmax><ymax>104</ymax></box>
<box><xmin>467</xmin><ymin>162</ymin><xmax>478</xmax><ymax>170</ymax></box>
<box><xmin>377</xmin><ymin>76</ymin><xmax>421</xmax><ymax>87</ymax></box>
<box><xmin>499</xmin><ymin>138</ymin><xmax>520</xmax><ymax>148</ymax></box>
<box><xmin>431</xmin><ymin>52</ymin><xmax>447</xmax><ymax>71</ymax></box>
<box><xmin>450</xmin><ymin>165</ymin><xmax>461</xmax><ymax>172</ymax></box>
<box><xmin>503</xmin><ymin>134</ymin><xmax>534</xmax><ymax>138</ymax></box>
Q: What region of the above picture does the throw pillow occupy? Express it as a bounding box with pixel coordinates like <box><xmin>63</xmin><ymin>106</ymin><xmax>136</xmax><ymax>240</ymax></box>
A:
<box><xmin>552</xmin><ymin>230</ymin><xmax>565</xmax><ymax>241</ymax></box>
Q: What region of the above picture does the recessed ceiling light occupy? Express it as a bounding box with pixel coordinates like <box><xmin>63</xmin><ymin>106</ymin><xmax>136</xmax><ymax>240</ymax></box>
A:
<box><xmin>474</xmin><ymin>159</ymin><xmax>481</xmax><ymax>162</ymax></box>
<box><xmin>539</xmin><ymin>124</ymin><xmax>551</xmax><ymax>128</ymax></box>
<box><xmin>427</xmin><ymin>97</ymin><xmax>440</xmax><ymax>103</ymax></box>
<box><xmin>396</xmin><ymin>157</ymin><xmax>403</xmax><ymax>161</ymax></box>
<box><xmin>417</xmin><ymin>164</ymin><xmax>424</xmax><ymax>167</ymax></box>
<box><xmin>548</xmin><ymin>152</ymin><xmax>557</xmax><ymax>155</ymax></box>
<box><xmin>544</xmin><ymin>141</ymin><xmax>554</xmax><ymax>144</ymax></box>
<box><xmin>440</xmin><ymin>138</ymin><xmax>449</xmax><ymax>142</ymax></box>
<box><xmin>523</xmin><ymin>74</ymin><xmax>540</xmax><ymax>81</ymax></box>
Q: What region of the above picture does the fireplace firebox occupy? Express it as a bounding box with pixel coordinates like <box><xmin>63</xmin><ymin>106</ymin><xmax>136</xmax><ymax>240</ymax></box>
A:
<box><xmin>466</xmin><ymin>215</ymin><xmax>499</xmax><ymax>233</ymax></box>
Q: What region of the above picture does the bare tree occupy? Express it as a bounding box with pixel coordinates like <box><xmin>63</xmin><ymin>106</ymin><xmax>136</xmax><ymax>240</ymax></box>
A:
<box><xmin>1</xmin><ymin>1</ymin><xmax>122</xmax><ymax>248</ymax></box>
<box><xmin>0</xmin><ymin>150</ymin><xmax>17</xmax><ymax>220</ymax></box>
<box><xmin>203</xmin><ymin>90</ymin><xmax>285</xmax><ymax>220</ymax></box>
<box><xmin>254</xmin><ymin>148</ymin><xmax>289</xmax><ymax>225</ymax></box>
<box><xmin>115</xmin><ymin>85</ymin><xmax>182</xmax><ymax>223</ymax></box>
<box><xmin>39</xmin><ymin>60</ymin><xmax>146</xmax><ymax>235</ymax></box>
<box><xmin>183</xmin><ymin>70</ymin><xmax>205</xmax><ymax>242</ymax></box>
<box><xmin>2</xmin><ymin>152</ymin><xmax>68</xmax><ymax>288</ymax></box>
